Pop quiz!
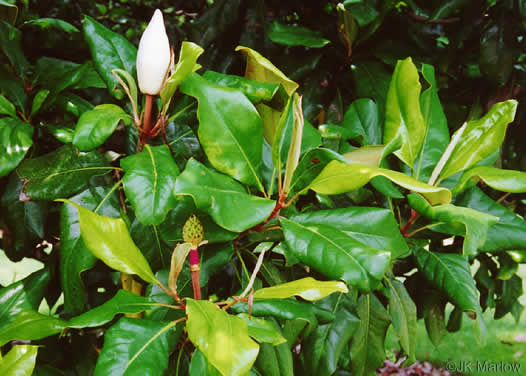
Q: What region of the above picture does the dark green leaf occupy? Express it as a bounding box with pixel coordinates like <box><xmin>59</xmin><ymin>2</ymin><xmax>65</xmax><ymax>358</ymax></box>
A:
<box><xmin>173</xmin><ymin>159</ymin><xmax>275</xmax><ymax>232</ymax></box>
<box><xmin>0</xmin><ymin>0</ymin><xmax>17</xmax><ymax>24</ymax></box>
<box><xmin>189</xmin><ymin>349</ymin><xmax>222</xmax><ymax>376</ymax></box>
<box><xmin>94</xmin><ymin>317</ymin><xmax>178</xmax><ymax>376</ymax></box>
<box><xmin>83</xmin><ymin>16</ymin><xmax>137</xmax><ymax>99</ymax></box>
<box><xmin>412</xmin><ymin>247</ymin><xmax>485</xmax><ymax>338</ymax></box>
<box><xmin>72</xmin><ymin>104</ymin><xmax>131</xmax><ymax>151</ymax></box>
<box><xmin>281</xmin><ymin>216</ymin><xmax>390</xmax><ymax>290</ymax></box>
<box><xmin>341</xmin><ymin>98</ymin><xmax>381</xmax><ymax>145</ymax></box>
<box><xmin>408</xmin><ymin>193</ymin><xmax>498</xmax><ymax>256</ymax></box>
<box><xmin>23</xmin><ymin>18</ymin><xmax>79</xmax><ymax>33</ymax></box>
<box><xmin>423</xmin><ymin>294</ymin><xmax>447</xmax><ymax>346</ymax></box>
<box><xmin>302</xmin><ymin>294</ymin><xmax>359</xmax><ymax>376</ymax></box>
<box><xmin>33</xmin><ymin>57</ymin><xmax>90</xmax><ymax>94</ymax></box>
<box><xmin>186</xmin><ymin>299</ymin><xmax>259</xmax><ymax>376</ymax></box>
<box><xmin>180</xmin><ymin>72</ymin><xmax>264</xmax><ymax>189</ymax></box>
<box><xmin>0</xmin><ymin>19</ymin><xmax>29</xmax><ymax>76</ymax></box>
<box><xmin>0</xmin><ymin>117</ymin><xmax>33</xmax><ymax>177</ymax></box>
<box><xmin>495</xmin><ymin>275</ymin><xmax>523</xmax><ymax>319</ymax></box>
<box><xmin>385</xmin><ymin>276</ymin><xmax>417</xmax><ymax>363</ymax></box>
<box><xmin>121</xmin><ymin>145</ymin><xmax>180</xmax><ymax>225</ymax></box>
<box><xmin>17</xmin><ymin>144</ymin><xmax>110</xmax><ymax>200</ymax></box>
<box><xmin>59</xmin><ymin>200</ymin><xmax>158</xmax><ymax>284</ymax></box>
<box><xmin>350</xmin><ymin>293</ymin><xmax>391</xmax><ymax>376</ymax></box>
<box><xmin>267</xmin><ymin>21</ymin><xmax>330</xmax><ymax>48</ymax></box>
<box><xmin>30</xmin><ymin>89</ymin><xmax>50</xmax><ymax>117</ymax></box>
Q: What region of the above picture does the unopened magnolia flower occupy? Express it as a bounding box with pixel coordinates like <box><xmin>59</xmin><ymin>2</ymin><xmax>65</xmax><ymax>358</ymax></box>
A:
<box><xmin>136</xmin><ymin>9</ymin><xmax>171</xmax><ymax>95</ymax></box>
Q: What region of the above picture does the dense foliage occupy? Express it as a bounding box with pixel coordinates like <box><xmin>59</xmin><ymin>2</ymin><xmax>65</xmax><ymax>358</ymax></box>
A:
<box><xmin>1</xmin><ymin>1</ymin><xmax>526</xmax><ymax>375</ymax></box>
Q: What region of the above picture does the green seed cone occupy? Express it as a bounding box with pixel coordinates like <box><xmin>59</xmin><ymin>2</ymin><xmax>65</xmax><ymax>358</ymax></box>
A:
<box><xmin>182</xmin><ymin>214</ymin><xmax>204</xmax><ymax>247</ymax></box>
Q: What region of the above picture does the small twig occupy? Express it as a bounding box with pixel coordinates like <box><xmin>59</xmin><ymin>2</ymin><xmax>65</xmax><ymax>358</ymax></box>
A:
<box><xmin>497</xmin><ymin>192</ymin><xmax>511</xmax><ymax>204</ymax></box>
<box><xmin>400</xmin><ymin>209</ymin><xmax>419</xmax><ymax>237</ymax></box>
<box><xmin>158</xmin><ymin>281</ymin><xmax>185</xmax><ymax>309</ymax></box>
<box><xmin>138</xmin><ymin>94</ymin><xmax>154</xmax><ymax>152</ymax></box>
<box><xmin>239</xmin><ymin>244</ymin><xmax>270</xmax><ymax>298</ymax></box>
<box><xmin>405</xmin><ymin>9</ymin><xmax>461</xmax><ymax>24</ymax></box>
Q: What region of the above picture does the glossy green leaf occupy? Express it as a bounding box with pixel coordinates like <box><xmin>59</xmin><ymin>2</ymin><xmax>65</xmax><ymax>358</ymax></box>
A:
<box><xmin>94</xmin><ymin>317</ymin><xmax>178</xmax><ymax>376</ymax></box>
<box><xmin>83</xmin><ymin>16</ymin><xmax>137</xmax><ymax>99</ymax></box>
<box><xmin>280</xmin><ymin>216</ymin><xmax>390</xmax><ymax>291</ymax></box>
<box><xmin>456</xmin><ymin>187</ymin><xmax>526</xmax><ymax>252</ymax></box>
<box><xmin>180</xmin><ymin>73</ymin><xmax>264</xmax><ymax>189</ymax></box>
<box><xmin>236</xmin><ymin>46</ymin><xmax>298</xmax><ymax>144</ymax></box>
<box><xmin>17</xmin><ymin>144</ymin><xmax>110</xmax><ymax>200</ymax></box>
<box><xmin>454</xmin><ymin>166</ymin><xmax>526</xmax><ymax>194</ymax></box>
<box><xmin>237</xmin><ymin>313</ymin><xmax>287</xmax><ymax>345</ymax></box>
<box><xmin>60</xmin><ymin>182</ymin><xmax>120</xmax><ymax>315</ymax></box>
<box><xmin>341</xmin><ymin>99</ymin><xmax>381</xmax><ymax>145</ymax></box>
<box><xmin>203</xmin><ymin>71</ymin><xmax>286</xmax><ymax>109</ymax></box>
<box><xmin>414</xmin><ymin>64</ymin><xmax>449</xmax><ymax>183</ymax></box>
<box><xmin>33</xmin><ymin>58</ymin><xmax>90</xmax><ymax>94</ymax></box>
<box><xmin>190</xmin><ymin>349</ymin><xmax>222</xmax><ymax>376</ymax></box>
<box><xmin>186</xmin><ymin>299</ymin><xmax>259</xmax><ymax>376</ymax></box>
<box><xmin>302</xmin><ymin>294</ymin><xmax>359</xmax><ymax>376</ymax></box>
<box><xmin>59</xmin><ymin>200</ymin><xmax>158</xmax><ymax>284</ymax></box>
<box><xmin>0</xmin><ymin>249</ymin><xmax>43</xmax><ymax>287</ymax></box>
<box><xmin>267</xmin><ymin>21</ymin><xmax>330</xmax><ymax>48</ymax></box>
<box><xmin>161</xmin><ymin>41</ymin><xmax>204</xmax><ymax>107</ymax></box>
<box><xmin>30</xmin><ymin>89</ymin><xmax>50</xmax><ymax>117</ymax></box>
<box><xmin>438</xmin><ymin>100</ymin><xmax>517</xmax><ymax>181</ymax></box>
<box><xmin>413</xmin><ymin>247</ymin><xmax>485</xmax><ymax>334</ymax></box>
<box><xmin>0</xmin><ymin>345</ymin><xmax>38</xmax><ymax>376</ymax></box>
<box><xmin>254</xmin><ymin>277</ymin><xmax>348</xmax><ymax>301</ymax></box>
<box><xmin>384</xmin><ymin>57</ymin><xmax>426</xmax><ymax>168</ymax></box>
<box><xmin>121</xmin><ymin>145</ymin><xmax>180</xmax><ymax>225</ymax></box>
<box><xmin>72</xmin><ymin>104</ymin><xmax>131</xmax><ymax>151</ymax></box>
<box><xmin>350</xmin><ymin>293</ymin><xmax>391</xmax><ymax>376</ymax></box>
<box><xmin>200</xmin><ymin>242</ymin><xmax>235</xmax><ymax>287</ymax></box>
<box><xmin>385</xmin><ymin>276</ymin><xmax>417</xmax><ymax>363</ymax></box>
<box><xmin>44</xmin><ymin>124</ymin><xmax>73</xmax><ymax>144</ymax></box>
<box><xmin>307</xmin><ymin>160</ymin><xmax>452</xmax><ymax>205</ymax></box>
<box><xmin>173</xmin><ymin>159</ymin><xmax>274</xmax><ymax>232</ymax></box>
<box><xmin>0</xmin><ymin>93</ymin><xmax>16</xmax><ymax>117</ymax></box>
<box><xmin>343</xmin><ymin>145</ymin><xmax>386</xmax><ymax>167</ymax></box>
<box><xmin>0</xmin><ymin>118</ymin><xmax>33</xmax><ymax>177</ymax></box>
<box><xmin>23</xmin><ymin>18</ymin><xmax>79</xmax><ymax>33</ymax></box>
<box><xmin>408</xmin><ymin>193</ymin><xmax>498</xmax><ymax>256</ymax></box>
<box><xmin>0</xmin><ymin>19</ymin><xmax>29</xmax><ymax>76</ymax></box>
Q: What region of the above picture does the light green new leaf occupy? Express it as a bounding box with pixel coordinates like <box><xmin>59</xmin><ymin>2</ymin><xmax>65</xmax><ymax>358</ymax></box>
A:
<box><xmin>180</xmin><ymin>73</ymin><xmax>264</xmax><ymax>189</ymax></box>
<box><xmin>161</xmin><ymin>41</ymin><xmax>204</xmax><ymax>107</ymax></box>
<box><xmin>408</xmin><ymin>193</ymin><xmax>498</xmax><ymax>256</ymax></box>
<box><xmin>0</xmin><ymin>93</ymin><xmax>16</xmax><ymax>117</ymax></box>
<box><xmin>236</xmin><ymin>46</ymin><xmax>298</xmax><ymax>144</ymax></box>
<box><xmin>121</xmin><ymin>145</ymin><xmax>180</xmax><ymax>225</ymax></box>
<box><xmin>253</xmin><ymin>277</ymin><xmax>348</xmax><ymax>301</ymax></box>
<box><xmin>267</xmin><ymin>21</ymin><xmax>330</xmax><ymax>48</ymax></box>
<box><xmin>438</xmin><ymin>100</ymin><xmax>517</xmax><ymax>181</ymax></box>
<box><xmin>173</xmin><ymin>159</ymin><xmax>275</xmax><ymax>232</ymax></box>
<box><xmin>350</xmin><ymin>293</ymin><xmax>391</xmax><ymax>376</ymax></box>
<box><xmin>454</xmin><ymin>166</ymin><xmax>526</xmax><ymax>194</ymax></box>
<box><xmin>94</xmin><ymin>318</ymin><xmax>179</xmax><ymax>376</ymax></box>
<box><xmin>0</xmin><ymin>118</ymin><xmax>33</xmax><ymax>177</ymax></box>
<box><xmin>237</xmin><ymin>313</ymin><xmax>287</xmax><ymax>346</ymax></box>
<box><xmin>280</xmin><ymin>217</ymin><xmax>390</xmax><ymax>291</ymax></box>
<box><xmin>0</xmin><ymin>345</ymin><xmax>38</xmax><ymax>376</ymax></box>
<box><xmin>385</xmin><ymin>276</ymin><xmax>417</xmax><ymax>363</ymax></box>
<box><xmin>413</xmin><ymin>247</ymin><xmax>486</xmax><ymax>339</ymax></box>
<box><xmin>306</xmin><ymin>160</ymin><xmax>452</xmax><ymax>205</ymax></box>
<box><xmin>383</xmin><ymin>57</ymin><xmax>426</xmax><ymax>168</ymax></box>
<box><xmin>73</xmin><ymin>104</ymin><xmax>131</xmax><ymax>151</ymax></box>
<box><xmin>58</xmin><ymin>200</ymin><xmax>158</xmax><ymax>284</ymax></box>
<box><xmin>186</xmin><ymin>299</ymin><xmax>259</xmax><ymax>376</ymax></box>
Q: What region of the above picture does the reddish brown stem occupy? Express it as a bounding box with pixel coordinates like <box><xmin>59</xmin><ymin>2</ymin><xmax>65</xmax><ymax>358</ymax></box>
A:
<box><xmin>401</xmin><ymin>209</ymin><xmax>419</xmax><ymax>237</ymax></box>
<box><xmin>189</xmin><ymin>248</ymin><xmax>201</xmax><ymax>300</ymax></box>
<box><xmin>138</xmin><ymin>94</ymin><xmax>154</xmax><ymax>152</ymax></box>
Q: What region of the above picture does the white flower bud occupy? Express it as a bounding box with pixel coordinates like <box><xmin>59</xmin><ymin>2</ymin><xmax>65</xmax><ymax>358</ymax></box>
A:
<box><xmin>136</xmin><ymin>9</ymin><xmax>171</xmax><ymax>95</ymax></box>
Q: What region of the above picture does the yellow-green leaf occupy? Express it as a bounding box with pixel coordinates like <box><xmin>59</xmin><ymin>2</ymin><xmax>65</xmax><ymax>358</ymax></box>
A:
<box><xmin>253</xmin><ymin>277</ymin><xmax>348</xmax><ymax>301</ymax></box>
